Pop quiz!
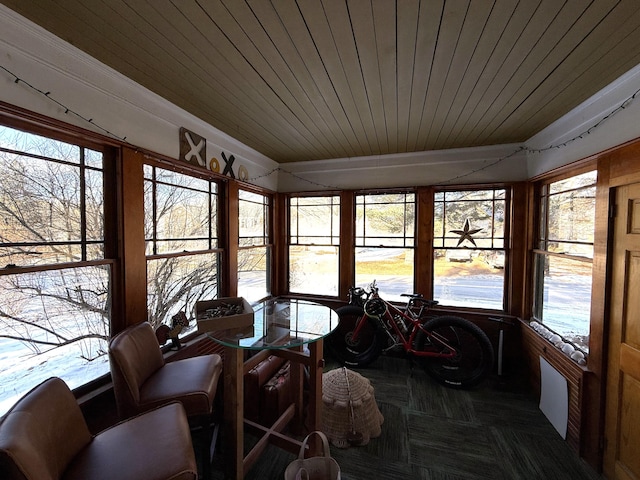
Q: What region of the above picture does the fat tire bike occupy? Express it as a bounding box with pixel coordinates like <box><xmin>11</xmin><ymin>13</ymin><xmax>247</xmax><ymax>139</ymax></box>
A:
<box><xmin>326</xmin><ymin>281</ymin><xmax>494</xmax><ymax>389</ymax></box>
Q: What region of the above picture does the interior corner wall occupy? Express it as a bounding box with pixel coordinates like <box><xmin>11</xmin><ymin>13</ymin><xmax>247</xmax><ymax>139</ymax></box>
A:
<box><xmin>0</xmin><ymin>5</ymin><xmax>279</xmax><ymax>191</ymax></box>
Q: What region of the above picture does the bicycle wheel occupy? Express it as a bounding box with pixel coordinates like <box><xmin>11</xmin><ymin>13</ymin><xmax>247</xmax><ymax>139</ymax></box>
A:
<box><xmin>326</xmin><ymin>305</ymin><xmax>383</xmax><ymax>367</ymax></box>
<box><xmin>414</xmin><ymin>315</ymin><xmax>494</xmax><ymax>389</ymax></box>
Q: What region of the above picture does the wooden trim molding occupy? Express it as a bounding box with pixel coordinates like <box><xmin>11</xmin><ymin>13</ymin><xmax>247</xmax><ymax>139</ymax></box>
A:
<box><xmin>520</xmin><ymin>320</ymin><xmax>587</xmax><ymax>455</ymax></box>
<box><xmin>117</xmin><ymin>147</ymin><xmax>147</xmax><ymax>334</ymax></box>
<box><xmin>338</xmin><ymin>191</ymin><xmax>355</xmax><ymax>300</ymax></box>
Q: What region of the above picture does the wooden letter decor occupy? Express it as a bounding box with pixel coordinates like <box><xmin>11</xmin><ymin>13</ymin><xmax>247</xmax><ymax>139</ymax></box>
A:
<box><xmin>179</xmin><ymin>127</ymin><xmax>207</xmax><ymax>167</ymax></box>
<box><xmin>221</xmin><ymin>151</ymin><xmax>236</xmax><ymax>178</ymax></box>
<box><xmin>179</xmin><ymin>128</ymin><xmax>250</xmax><ymax>181</ymax></box>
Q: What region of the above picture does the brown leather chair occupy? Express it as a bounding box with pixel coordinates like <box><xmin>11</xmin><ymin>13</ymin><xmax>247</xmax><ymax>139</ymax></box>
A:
<box><xmin>108</xmin><ymin>321</ymin><xmax>222</xmax><ymax>479</ymax></box>
<box><xmin>0</xmin><ymin>377</ymin><xmax>197</xmax><ymax>480</ymax></box>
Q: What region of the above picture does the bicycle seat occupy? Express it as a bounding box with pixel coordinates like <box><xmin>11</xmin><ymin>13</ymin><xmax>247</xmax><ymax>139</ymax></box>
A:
<box><xmin>401</xmin><ymin>293</ymin><xmax>423</xmax><ymax>299</ymax></box>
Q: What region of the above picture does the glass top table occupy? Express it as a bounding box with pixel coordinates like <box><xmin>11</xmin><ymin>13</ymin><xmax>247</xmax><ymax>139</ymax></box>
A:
<box><xmin>205</xmin><ymin>297</ymin><xmax>339</xmax><ymax>350</ymax></box>
<box><xmin>203</xmin><ymin>297</ymin><xmax>339</xmax><ymax>479</ymax></box>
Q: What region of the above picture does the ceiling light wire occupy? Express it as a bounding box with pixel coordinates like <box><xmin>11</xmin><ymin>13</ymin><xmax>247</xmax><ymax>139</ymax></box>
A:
<box><xmin>3</xmin><ymin>64</ymin><xmax>640</xmax><ymax>189</ymax></box>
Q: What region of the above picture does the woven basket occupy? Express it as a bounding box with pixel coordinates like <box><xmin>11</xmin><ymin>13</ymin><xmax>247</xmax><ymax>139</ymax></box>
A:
<box><xmin>321</xmin><ymin>367</ymin><xmax>384</xmax><ymax>448</ymax></box>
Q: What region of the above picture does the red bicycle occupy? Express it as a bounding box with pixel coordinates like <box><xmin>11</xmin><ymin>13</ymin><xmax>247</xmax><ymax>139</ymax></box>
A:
<box><xmin>326</xmin><ymin>281</ymin><xmax>494</xmax><ymax>389</ymax></box>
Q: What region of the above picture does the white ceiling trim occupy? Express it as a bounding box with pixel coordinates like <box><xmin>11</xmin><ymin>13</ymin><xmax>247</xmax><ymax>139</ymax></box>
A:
<box><xmin>526</xmin><ymin>61</ymin><xmax>640</xmax><ymax>177</ymax></box>
<box><xmin>277</xmin><ymin>143</ymin><xmax>528</xmax><ymax>192</ymax></box>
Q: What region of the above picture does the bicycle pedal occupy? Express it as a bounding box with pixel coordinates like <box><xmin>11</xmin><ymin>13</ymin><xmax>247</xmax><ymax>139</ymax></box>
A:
<box><xmin>383</xmin><ymin>343</ymin><xmax>404</xmax><ymax>353</ymax></box>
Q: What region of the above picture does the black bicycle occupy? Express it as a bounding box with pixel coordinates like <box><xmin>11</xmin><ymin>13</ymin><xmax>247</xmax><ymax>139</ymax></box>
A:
<box><xmin>326</xmin><ymin>281</ymin><xmax>494</xmax><ymax>389</ymax></box>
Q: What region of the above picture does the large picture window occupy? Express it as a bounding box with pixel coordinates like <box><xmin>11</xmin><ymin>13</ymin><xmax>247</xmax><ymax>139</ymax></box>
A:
<box><xmin>355</xmin><ymin>192</ymin><xmax>415</xmax><ymax>301</ymax></box>
<box><xmin>532</xmin><ymin>171</ymin><xmax>596</xmax><ymax>354</ymax></box>
<box><xmin>144</xmin><ymin>165</ymin><xmax>220</xmax><ymax>333</ymax></box>
<box><xmin>289</xmin><ymin>195</ymin><xmax>340</xmax><ymax>296</ymax></box>
<box><xmin>238</xmin><ymin>189</ymin><xmax>271</xmax><ymax>302</ymax></box>
<box><xmin>0</xmin><ymin>125</ymin><xmax>112</xmax><ymax>414</ymax></box>
<box><xmin>433</xmin><ymin>189</ymin><xmax>507</xmax><ymax>310</ymax></box>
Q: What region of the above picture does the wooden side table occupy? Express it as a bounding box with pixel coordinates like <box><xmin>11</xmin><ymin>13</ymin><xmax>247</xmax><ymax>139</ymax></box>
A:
<box><xmin>203</xmin><ymin>298</ymin><xmax>338</xmax><ymax>479</ymax></box>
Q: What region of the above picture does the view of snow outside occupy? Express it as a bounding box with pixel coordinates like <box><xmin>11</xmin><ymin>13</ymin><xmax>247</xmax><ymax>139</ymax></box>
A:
<box><xmin>0</xmin><ymin>267</ymin><xmax>111</xmax><ymax>416</ymax></box>
<box><xmin>0</xmin><ymin>125</ymin><xmax>112</xmax><ymax>416</ymax></box>
<box><xmin>539</xmin><ymin>257</ymin><xmax>593</xmax><ymax>353</ymax></box>
<box><xmin>0</xmin><ymin>337</ymin><xmax>110</xmax><ymax>416</ymax></box>
<box><xmin>289</xmin><ymin>246</ymin><xmax>339</xmax><ymax>296</ymax></box>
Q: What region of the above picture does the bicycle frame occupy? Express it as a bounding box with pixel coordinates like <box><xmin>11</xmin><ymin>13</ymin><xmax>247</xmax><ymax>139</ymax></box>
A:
<box><xmin>350</xmin><ymin>290</ymin><xmax>458</xmax><ymax>359</ymax></box>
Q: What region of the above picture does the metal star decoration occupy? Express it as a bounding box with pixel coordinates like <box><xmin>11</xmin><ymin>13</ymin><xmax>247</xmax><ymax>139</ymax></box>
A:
<box><xmin>450</xmin><ymin>219</ymin><xmax>482</xmax><ymax>247</ymax></box>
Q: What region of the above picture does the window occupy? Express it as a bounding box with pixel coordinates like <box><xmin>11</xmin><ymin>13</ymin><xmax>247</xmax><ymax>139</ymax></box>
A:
<box><xmin>433</xmin><ymin>189</ymin><xmax>507</xmax><ymax>310</ymax></box>
<box><xmin>532</xmin><ymin>171</ymin><xmax>596</xmax><ymax>354</ymax></box>
<box><xmin>0</xmin><ymin>125</ymin><xmax>112</xmax><ymax>414</ymax></box>
<box><xmin>289</xmin><ymin>195</ymin><xmax>340</xmax><ymax>295</ymax></box>
<box><xmin>144</xmin><ymin>165</ymin><xmax>220</xmax><ymax>334</ymax></box>
<box><xmin>355</xmin><ymin>192</ymin><xmax>414</xmax><ymax>301</ymax></box>
<box><xmin>238</xmin><ymin>190</ymin><xmax>271</xmax><ymax>302</ymax></box>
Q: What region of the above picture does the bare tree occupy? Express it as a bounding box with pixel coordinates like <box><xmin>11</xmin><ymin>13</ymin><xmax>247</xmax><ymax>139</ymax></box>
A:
<box><xmin>144</xmin><ymin>167</ymin><xmax>222</xmax><ymax>330</ymax></box>
<box><xmin>0</xmin><ymin>127</ymin><xmax>110</xmax><ymax>363</ymax></box>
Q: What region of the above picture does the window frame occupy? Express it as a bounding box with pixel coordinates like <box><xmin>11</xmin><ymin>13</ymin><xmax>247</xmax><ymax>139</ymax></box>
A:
<box><xmin>355</xmin><ymin>190</ymin><xmax>415</xmax><ymax>248</ymax></box>
<box><xmin>432</xmin><ymin>186</ymin><xmax>510</xmax><ymax>311</ymax></box>
<box><xmin>531</xmin><ymin>168</ymin><xmax>597</xmax><ymax>355</ymax></box>
<box><xmin>0</xmin><ymin>117</ymin><xmax>119</xmax><ymax>406</ymax></box>
<box><xmin>143</xmin><ymin>160</ymin><xmax>223</xmax><ymax>331</ymax></box>
<box><xmin>237</xmin><ymin>187</ymin><xmax>272</xmax><ymax>302</ymax></box>
<box><xmin>354</xmin><ymin>190</ymin><xmax>416</xmax><ymax>299</ymax></box>
<box><xmin>287</xmin><ymin>193</ymin><xmax>341</xmax><ymax>296</ymax></box>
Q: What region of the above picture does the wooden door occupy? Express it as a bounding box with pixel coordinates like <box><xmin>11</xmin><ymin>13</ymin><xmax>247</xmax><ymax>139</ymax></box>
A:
<box><xmin>604</xmin><ymin>183</ymin><xmax>640</xmax><ymax>479</ymax></box>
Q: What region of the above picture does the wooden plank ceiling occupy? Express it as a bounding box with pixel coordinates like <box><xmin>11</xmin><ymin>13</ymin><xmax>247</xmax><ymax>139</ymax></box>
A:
<box><xmin>3</xmin><ymin>0</ymin><xmax>640</xmax><ymax>163</ymax></box>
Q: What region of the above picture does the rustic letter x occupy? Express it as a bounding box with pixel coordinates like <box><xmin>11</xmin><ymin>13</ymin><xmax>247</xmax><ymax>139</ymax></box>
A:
<box><xmin>185</xmin><ymin>132</ymin><xmax>205</xmax><ymax>166</ymax></box>
<box><xmin>222</xmin><ymin>152</ymin><xmax>236</xmax><ymax>178</ymax></box>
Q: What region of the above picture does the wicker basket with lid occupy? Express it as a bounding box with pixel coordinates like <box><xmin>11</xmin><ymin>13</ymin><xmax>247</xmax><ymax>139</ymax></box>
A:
<box><xmin>321</xmin><ymin>367</ymin><xmax>384</xmax><ymax>448</ymax></box>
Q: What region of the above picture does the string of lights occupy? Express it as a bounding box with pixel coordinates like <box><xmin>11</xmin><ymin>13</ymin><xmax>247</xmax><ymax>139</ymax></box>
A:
<box><xmin>526</xmin><ymin>85</ymin><xmax>640</xmax><ymax>154</ymax></box>
<box><xmin>3</xmin><ymin>63</ymin><xmax>640</xmax><ymax>189</ymax></box>
<box><xmin>246</xmin><ymin>166</ymin><xmax>340</xmax><ymax>189</ymax></box>
<box><xmin>437</xmin><ymin>146</ymin><xmax>526</xmax><ymax>185</ymax></box>
<box><xmin>1</xmin><ymin>65</ymin><xmax>130</xmax><ymax>143</ymax></box>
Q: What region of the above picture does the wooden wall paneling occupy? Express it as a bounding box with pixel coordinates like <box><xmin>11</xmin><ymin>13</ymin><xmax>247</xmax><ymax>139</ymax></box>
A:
<box><xmin>521</xmin><ymin>182</ymin><xmax>537</xmax><ymax>321</ymax></box>
<box><xmin>415</xmin><ymin>187</ymin><xmax>434</xmax><ymax>296</ymax></box>
<box><xmin>520</xmin><ymin>321</ymin><xmax>586</xmax><ymax>454</ymax></box>
<box><xmin>226</xmin><ymin>181</ymin><xmax>240</xmax><ymax>298</ymax></box>
<box><xmin>117</xmin><ymin>147</ymin><xmax>147</xmax><ymax>335</ymax></box>
<box><xmin>272</xmin><ymin>192</ymin><xmax>288</xmax><ymax>297</ymax></box>
<box><xmin>102</xmin><ymin>145</ymin><xmax>124</xmax><ymax>331</ymax></box>
<box><xmin>339</xmin><ymin>191</ymin><xmax>355</xmax><ymax>301</ymax></box>
<box><xmin>578</xmin><ymin>156</ymin><xmax>612</xmax><ymax>469</ymax></box>
<box><xmin>507</xmin><ymin>182</ymin><xmax>528</xmax><ymax>317</ymax></box>
<box><xmin>607</xmin><ymin>138</ymin><xmax>640</xmax><ymax>187</ymax></box>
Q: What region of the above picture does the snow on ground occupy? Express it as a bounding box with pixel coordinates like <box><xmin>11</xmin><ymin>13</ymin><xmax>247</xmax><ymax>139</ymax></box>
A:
<box><xmin>0</xmin><ymin>337</ymin><xmax>110</xmax><ymax>415</ymax></box>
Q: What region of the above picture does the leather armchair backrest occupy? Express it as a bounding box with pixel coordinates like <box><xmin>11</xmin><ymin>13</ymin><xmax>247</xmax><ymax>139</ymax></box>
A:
<box><xmin>108</xmin><ymin>322</ymin><xmax>165</xmax><ymax>418</ymax></box>
<box><xmin>0</xmin><ymin>377</ymin><xmax>92</xmax><ymax>480</ymax></box>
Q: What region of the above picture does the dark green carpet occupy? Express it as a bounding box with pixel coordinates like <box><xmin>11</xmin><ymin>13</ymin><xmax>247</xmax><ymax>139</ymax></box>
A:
<box><xmin>207</xmin><ymin>354</ymin><xmax>603</xmax><ymax>480</ymax></box>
